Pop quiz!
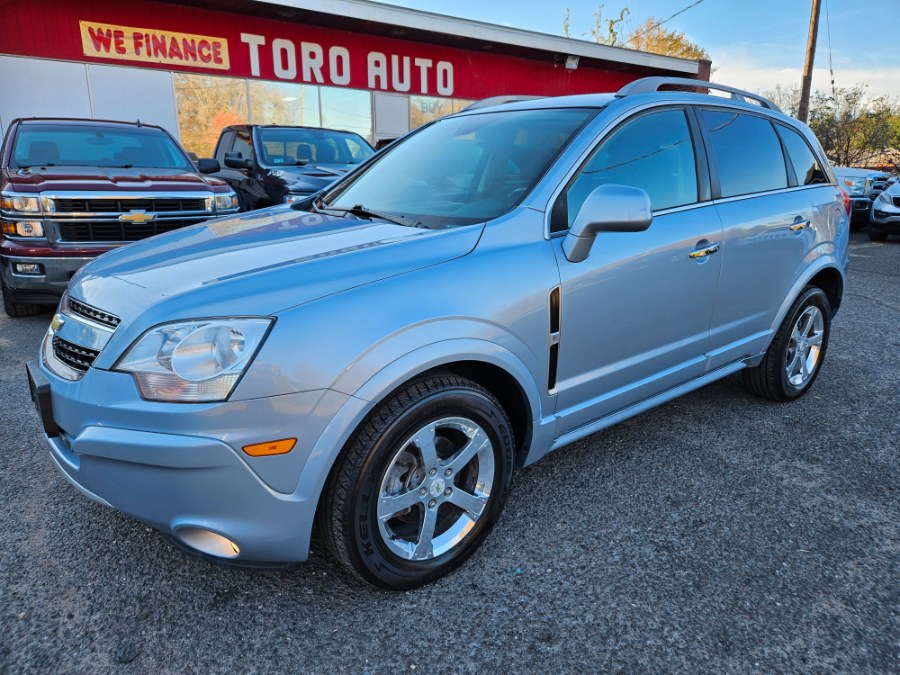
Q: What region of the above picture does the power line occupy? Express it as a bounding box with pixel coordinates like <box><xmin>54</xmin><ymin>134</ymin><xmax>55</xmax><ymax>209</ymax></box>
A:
<box><xmin>824</xmin><ymin>0</ymin><xmax>836</xmax><ymax>98</ymax></box>
<box><xmin>623</xmin><ymin>0</ymin><xmax>706</xmax><ymax>46</ymax></box>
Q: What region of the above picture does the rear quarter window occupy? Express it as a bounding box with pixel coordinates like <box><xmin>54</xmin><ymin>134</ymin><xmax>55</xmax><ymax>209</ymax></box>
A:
<box><xmin>776</xmin><ymin>124</ymin><xmax>829</xmax><ymax>186</ymax></box>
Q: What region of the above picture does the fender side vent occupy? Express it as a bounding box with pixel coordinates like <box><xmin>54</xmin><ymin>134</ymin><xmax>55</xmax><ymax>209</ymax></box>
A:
<box><xmin>548</xmin><ymin>286</ymin><xmax>561</xmax><ymax>392</ymax></box>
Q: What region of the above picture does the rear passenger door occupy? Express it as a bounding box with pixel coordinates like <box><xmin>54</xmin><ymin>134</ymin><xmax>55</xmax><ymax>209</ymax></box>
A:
<box><xmin>700</xmin><ymin>108</ymin><xmax>824</xmax><ymax>369</ymax></box>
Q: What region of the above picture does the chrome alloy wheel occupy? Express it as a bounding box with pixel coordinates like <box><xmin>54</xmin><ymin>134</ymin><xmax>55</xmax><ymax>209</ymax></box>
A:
<box><xmin>377</xmin><ymin>417</ymin><xmax>495</xmax><ymax>561</ymax></box>
<box><xmin>785</xmin><ymin>305</ymin><xmax>825</xmax><ymax>387</ymax></box>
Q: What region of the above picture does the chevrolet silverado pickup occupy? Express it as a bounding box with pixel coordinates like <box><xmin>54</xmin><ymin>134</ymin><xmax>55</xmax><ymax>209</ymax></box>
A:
<box><xmin>1</xmin><ymin>118</ymin><xmax>238</xmax><ymax>317</ymax></box>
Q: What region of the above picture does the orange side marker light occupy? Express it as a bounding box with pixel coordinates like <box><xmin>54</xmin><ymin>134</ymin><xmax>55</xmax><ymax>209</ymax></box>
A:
<box><xmin>242</xmin><ymin>438</ymin><xmax>296</xmax><ymax>457</ymax></box>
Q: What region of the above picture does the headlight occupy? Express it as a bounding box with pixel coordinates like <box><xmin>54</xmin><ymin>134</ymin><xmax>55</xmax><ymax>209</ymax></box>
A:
<box><xmin>1</xmin><ymin>219</ymin><xmax>44</xmax><ymax>237</ymax></box>
<box><xmin>0</xmin><ymin>192</ymin><xmax>41</xmax><ymax>213</ymax></box>
<box><xmin>116</xmin><ymin>318</ymin><xmax>272</xmax><ymax>402</ymax></box>
<box><xmin>842</xmin><ymin>178</ymin><xmax>866</xmax><ymax>196</ymax></box>
<box><xmin>877</xmin><ymin>191</ymin><xmax>891</xmax><ymax>204</ymax></box>
<box><xmin>215</xmin><ymin>192</ymin><xmax>239</xmax><ymax>212</ymax></box>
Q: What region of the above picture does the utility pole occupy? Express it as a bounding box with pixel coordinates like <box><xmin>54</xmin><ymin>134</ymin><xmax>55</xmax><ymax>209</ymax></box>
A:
<box><xmin>798</xmin><ymin>0</ymin><xmax>822</xmax><ymax>122</ymax></box>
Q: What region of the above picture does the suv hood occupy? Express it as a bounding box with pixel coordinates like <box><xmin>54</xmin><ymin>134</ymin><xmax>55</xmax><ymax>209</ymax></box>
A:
<box><xmin>4</xmin><ymin>166</ymin><xmax>224</xmax><ymax>192</ymax></box>
<box><xmin>70</xmin><ymin>205</ymin><xmax>482</xmax><ymax>326</ymax></box>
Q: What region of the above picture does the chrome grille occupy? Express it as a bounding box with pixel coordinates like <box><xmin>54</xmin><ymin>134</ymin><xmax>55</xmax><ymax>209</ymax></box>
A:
<box><xmin>53</xmin><ymin>197</ymin><xmax>209</xmax><ymax>213</ymax></box>
<box><xmin>52</xmin><ymin>336</ymin><xmax>100</xmax><ymax>372</ymax></box>
<box><xmin>56</xmin><ymin>218</ymin><xmax>204</xmax><ymax>242</ymax></box>
<box><xmin>67</xmin><ymin>297</ymin><xmax>121</xmax><ymax>328</ymax></box>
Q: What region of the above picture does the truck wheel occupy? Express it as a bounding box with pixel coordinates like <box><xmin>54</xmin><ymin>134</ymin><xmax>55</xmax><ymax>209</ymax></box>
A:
<box><xmin>322</xmin><ymin>372</ymin><xmax>514</xmax><ymax>590</ymax></box>
<box><xmin>742</xmin><ymin>286</ymin><xmax>831</xmax><ymax>402</ymax></box>
<box><xmin>1</xmin><ymin>278</ymin><xmax>41</xmax><ymax>318</ymax></box>
<box><xmin>868</xmin><ymin>229</ymin><xmax>888</xmax><ymax>242</ymax></box>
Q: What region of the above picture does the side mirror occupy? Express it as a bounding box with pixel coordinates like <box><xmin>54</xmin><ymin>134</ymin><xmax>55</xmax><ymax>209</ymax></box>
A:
<box><xmin>562</xmin><ymin>184</ymin><xmax>652</xmax><ymax>263</ymax></box>
<box><xmin>224</xmin><ymin>152</ymin><xmax>253</xmax><ymax>170</ymax></box>
<box><xmin>196</xmin><ymin>158</ymin><xmax>220</xmax><ymax>174</ymax></box>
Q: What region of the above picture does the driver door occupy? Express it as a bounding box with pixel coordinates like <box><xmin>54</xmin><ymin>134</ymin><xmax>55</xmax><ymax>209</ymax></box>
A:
<box><xmin>550</xmin><ymin>107</ymin><xmax>724</xmax><ymax>435</ymax></box>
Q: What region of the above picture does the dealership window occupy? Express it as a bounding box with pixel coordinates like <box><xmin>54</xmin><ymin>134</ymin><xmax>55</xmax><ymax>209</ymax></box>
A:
<box><xmin>249</xmin><ymin>81</ymin><xmax>321</xmax><ymax>127</ymax></box>
<box><xmin>173</xmin><ymin>73</ymin><xmax>248</xmax><ymax>158</ymax></box>
<box><xmin>410</xmin><ymin>96</ymin><xmax>476</xmax><ymax>129</ymax></box>
<box><xmin>320</xmin><ymin>87</ymin><xmax>373</xmax><ymax>142</ymax></box>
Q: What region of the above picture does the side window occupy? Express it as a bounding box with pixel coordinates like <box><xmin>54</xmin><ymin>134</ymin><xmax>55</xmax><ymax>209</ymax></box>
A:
<box><xmin>776</xmin><ymin>124</ymin><xmax>828</xmax><ymax>186</ymax></box>
<box><xmin>564</xmin><ymin>109</ymin><xmax>698</xmax><ymax>229</ymax></box>
<box><xmin>702</xmin><ymin>110</ymin><xmax>788</xmax><ymax>197</ymax></box>
<box><xmin>214</xmin><ymin>131</ymin><xmax>235</xmax><ymax>162</ymax></box>
<box><xmin>230</xmin><ymin>129</ymin><xmax>253</xmax><ymax>160</ymax></box>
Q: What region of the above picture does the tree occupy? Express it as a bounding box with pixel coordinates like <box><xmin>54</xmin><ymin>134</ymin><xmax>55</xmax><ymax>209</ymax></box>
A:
<box><xmin>623</xmin><ymin>17</ymin><xmax>709</xmax><ymax>60</ymax></box>
<box><xmin>563</xmin><ymin>6</ymin><xmax>709</xmax><ymax>60</ymax></box>
<box><xmin>763</xmin><ymin>84</ymin><xmax>900</xmax><ymax>169</ymax></box>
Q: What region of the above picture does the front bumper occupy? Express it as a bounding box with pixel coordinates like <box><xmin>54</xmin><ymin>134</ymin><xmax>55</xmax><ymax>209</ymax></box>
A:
<box><xmin>31</xmin><ymin>356</ymin><xmax>350</xmax><ymax>563</ymax></box>
<box><xmin>870</xmin><ymin>206</ymin><xmax>900</xmax><ymax>233</ymax></box>
<box><xmin>1</xmin><ymin>239</ymin><xmax>103</xmax><ymax>303</ymax></box>
<box><xmin>849</xmin><ymin>197</ymin><xmax>871</xmax><ymax>218</ymax></box>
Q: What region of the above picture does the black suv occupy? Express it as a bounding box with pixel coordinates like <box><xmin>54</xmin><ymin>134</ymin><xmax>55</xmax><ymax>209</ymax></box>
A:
<box><xmin>206</xmin><ymin>125</ymin><xmax>375</xmax><ymax>211</ymax></box>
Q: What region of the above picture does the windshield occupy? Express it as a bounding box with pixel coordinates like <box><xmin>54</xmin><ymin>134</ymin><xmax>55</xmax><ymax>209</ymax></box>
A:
<box><xmin>323</xmin><ymin>108</ymin><xmax>596</xmax><ymax>227</ymax></box>
<box><xmin>258</xmin><ymin>128</ymin><xmax>374</xmax><ymax>167</ymax></box>
<box><xmin>10</xmin><ymin>124</ymin><xmax>193</xmax><ymax>170</ymax></box>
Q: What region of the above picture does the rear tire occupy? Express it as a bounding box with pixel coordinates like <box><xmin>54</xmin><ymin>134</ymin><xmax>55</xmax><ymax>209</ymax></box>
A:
<box><xmin>1</xmin><ymin>277</ymin><xmax>41</xmax><ymax>318</ymax></box>
<box><xmin>868</xmin><ymin>228</ymin><xmax>888</xmax><ymax>242</ymax></box>
<box><xmin>321</xmin><ymin>372</ymin><xmax>514</xmax><ymax>590</ymax></box>
<box><xmin>742</xmin><ymin>286</ymin><xmax>831</xmax><ymax>402</ymax></box>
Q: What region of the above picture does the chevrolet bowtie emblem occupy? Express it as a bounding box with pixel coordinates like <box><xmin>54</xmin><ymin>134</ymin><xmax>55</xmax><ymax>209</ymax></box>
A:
<box><xmin>119</xmin><ymin>210</ymin><xmax>156</xmax><ymax>224</ymax></box>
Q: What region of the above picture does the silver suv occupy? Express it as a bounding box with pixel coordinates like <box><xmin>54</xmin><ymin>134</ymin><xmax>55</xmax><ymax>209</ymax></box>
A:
<box><xmin>27</xmin><ymin>78</ymin><xmax>850</xmax><ymax>589</ymax></box>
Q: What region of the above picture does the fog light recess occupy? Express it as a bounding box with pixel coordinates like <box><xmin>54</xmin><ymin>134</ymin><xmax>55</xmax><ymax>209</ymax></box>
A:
<box><xmin>14</xmin><ymin>263</ymin><xmax>43</xmax><ymax>275</ymax></box>
<box><xmin>176</xmin><ymin>527</ymin><xmax>240</xmax><ymax>558</ymax></box>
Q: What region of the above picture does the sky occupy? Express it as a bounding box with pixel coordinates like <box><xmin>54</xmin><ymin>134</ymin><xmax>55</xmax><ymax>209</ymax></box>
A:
<box><xmin>375</xmin><ymin>0</ymin><xmax>900</xmax><ymax>100</ymax></box>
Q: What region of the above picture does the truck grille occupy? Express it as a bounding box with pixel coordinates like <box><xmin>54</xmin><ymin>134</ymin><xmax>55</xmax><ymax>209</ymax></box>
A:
<box><xmin>56</xmin><ymin>219</ymin><xmax>204</xmax><ymax>242</ymax></box>
<box><xmin>53</xmin><ymin>197</ymin><xmax>209</xmax><ymax>213</ymax></box>
<box><xmin>67</xmin><ymin>297</ymin><xmax>121</xmax><ymax>328</ymax></box>
<box><xmin>52</xmin><ymin>335</ymin><xmax>100</xmax><ymax>372</ymax></box>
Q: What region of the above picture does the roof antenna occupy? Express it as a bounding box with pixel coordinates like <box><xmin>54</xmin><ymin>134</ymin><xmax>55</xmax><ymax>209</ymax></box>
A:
<box><xmin>136</xmin><ymin>119</ymin><xmax>142</xmax><ymax>127</ymax></box>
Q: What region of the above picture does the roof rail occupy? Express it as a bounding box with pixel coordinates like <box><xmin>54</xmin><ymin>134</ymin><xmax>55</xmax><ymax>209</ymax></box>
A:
<box><xmin>462</xmin><ymin>95</ymin><xmax>544</xmax><ymax>111</ymax></box>
<box><xmin>615</xmin><ymin>77</ymin><xmax>781</xmax><ymax>112</ymax></box>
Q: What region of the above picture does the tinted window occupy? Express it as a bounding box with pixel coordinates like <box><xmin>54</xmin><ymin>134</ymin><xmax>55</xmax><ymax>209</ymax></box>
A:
<box><xmin>777</xmin><ymin>124</ymin><xmax>828</xmax><ymax>186</ymax></box>
<box><xmin>215</xmin><ymin>131</ymin><xmax>235</xmax><ymax>162</ymax></box>
<box><xmin>325</xmin><ymin>108</ymin><xmax>594</xmax><ymax>228</ymax></box>
<box><xmin>230</xmin><ymin>129</ymin><xmax>252</xmax><ymax>160</ymax></box>
<box><xmin>257</xmin><ymin>128</ymin><xmax>374</xmax><ymax>166</ymax></box>
<box><xmin>702</xmin><ymin>110</ymin><xmax>787</xmax><ymax>197</ymax></box>
<box><xmin>566</xmin><ymin>109</ymin><xmax>698</xmax><ymax>227</ymax></box>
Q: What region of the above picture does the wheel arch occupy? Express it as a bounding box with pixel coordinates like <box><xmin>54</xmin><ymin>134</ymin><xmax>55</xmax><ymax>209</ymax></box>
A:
<box><xmin>770</xmin><ymin>259</ymin><xmax>845</xmax><ymax>338</ymax></box>
<box><xmin>297</xmin><ymin>340</ymin><xmax>542</xmax><ymax>551</ymax></box>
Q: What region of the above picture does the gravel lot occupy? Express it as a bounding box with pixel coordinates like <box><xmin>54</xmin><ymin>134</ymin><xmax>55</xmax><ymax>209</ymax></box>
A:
<box><xmin>0</xmin><ymin>231</ymin><xmax>897</xmax><ymax>674</ymax></box>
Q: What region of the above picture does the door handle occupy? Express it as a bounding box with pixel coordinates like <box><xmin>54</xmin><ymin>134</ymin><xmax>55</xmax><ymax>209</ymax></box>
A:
<box><xmin>789</xmin><ymin>218</ymin><xmax>811</xmax><ymax>231</ymax></box>
<box><xmin>689</xmin><ymin>242</ymin><xmax>720</xmax><ymax>259</ymax></box>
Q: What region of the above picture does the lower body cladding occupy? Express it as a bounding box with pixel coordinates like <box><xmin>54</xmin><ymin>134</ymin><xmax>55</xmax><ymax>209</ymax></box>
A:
<box><xmin>31</xmin><ymin>361</ymin><xmax>353</xmax><ymax>564</ymax></box>
<box><xmin>1</xmin><ymin>252</ymin><xmax>94</xmax><ymax>304</ymax></box>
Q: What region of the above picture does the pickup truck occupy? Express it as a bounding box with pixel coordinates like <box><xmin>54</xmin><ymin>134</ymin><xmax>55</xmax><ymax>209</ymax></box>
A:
<box><xmin>0</xmin><ymin>118</ymin><xmax>239</xmax><ymax>317</ymax></box>
<box><xmin>832</xmin><ymin>166</ymin><xmax>890</xmax><ymax>227</ymax></box>
<box><xmin>204</xmin><ymin>124</ymin><xmax>375</xmax><ymax>211</ymax></box>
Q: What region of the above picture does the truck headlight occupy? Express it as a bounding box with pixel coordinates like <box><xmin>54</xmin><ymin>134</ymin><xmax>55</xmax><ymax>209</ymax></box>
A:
<box><xmin>116</xmin><ymin>318</ymin><xmax>272</xmax><ymax>402</ymax></box>
<box><xmin>284</xmin><ymin>193</ymin><xmax>311</xmax><ymax>205</ymax></box>
<box><xmin>0</xmin><ymin>193</ymin><xmax>41</xmax><ymax>213</ymax></box>
<box><xmin>842</xmin><ymin>178</ymin><xmax>866</xmax><ymax>196</ymax></box>
<box><xmin>215</xmin><ymin>192</ymin><xmax>239</xmax><ymax>212</ymax></box>
<box><xmin>1</xmin><ymin>219</ymin><xmax>44</xmax><ymax>237</ymax></box>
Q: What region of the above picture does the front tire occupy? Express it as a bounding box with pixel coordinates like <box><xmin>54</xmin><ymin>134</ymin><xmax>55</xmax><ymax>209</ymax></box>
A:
<box><xmin>1</xmin><ymin>277</ymin><xmax>41</xmax><ymax>318</ymax></box>
<box><xmin>742</xmin><ymin>286</ymin><xmax>831</xmax><ymax>402</ymax></box>
<box><xmin>868</xmin><ymin>228</ymin><xmax>888</xmax><ymax>242</ymax></box>
<box><xmin>322</xmin><ymin>372</ymin><xmax>514</xmax><ymax>590</ymax></box>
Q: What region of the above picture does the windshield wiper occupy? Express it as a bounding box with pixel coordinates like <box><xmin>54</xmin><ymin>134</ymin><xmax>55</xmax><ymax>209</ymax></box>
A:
<box><xmin>319</xmin><ymin>203</ymin><xmax>421</xmax><ymax>227</ymax></box>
